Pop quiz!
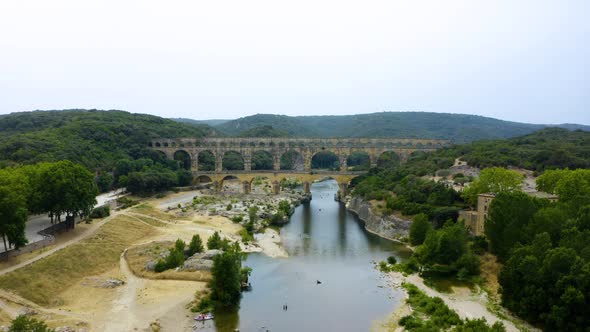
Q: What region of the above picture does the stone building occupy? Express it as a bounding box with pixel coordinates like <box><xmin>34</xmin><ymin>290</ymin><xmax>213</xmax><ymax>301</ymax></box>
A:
<box><xmin>460</xmin><ymin>191</ymin><xmax>558</xmax><ymax>236</ymax></box>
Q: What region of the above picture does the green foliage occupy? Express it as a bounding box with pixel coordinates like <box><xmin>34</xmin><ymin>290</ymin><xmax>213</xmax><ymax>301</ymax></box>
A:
<box><xmin>193</xmin><ymin>295</ymin><xmax>213</xmax><ymax>313</ymax></box>
<box><xmin>399</xmin><ymin>283</ymin><xmax>505</xmax><ymax>332</ymax></box>
<box><xmin>387</xmin><ymin>256</ymin><xmax>397</xmax><ymax>265</ymax></box>
<box><xmin>239</xmin><ymin>229</ymin><xmax>254</xmax><ymax>243</ymax></box>
<box><xmin>226</xmin><ymin>203</ymin><xmax>233</xmax><ymax>211</ymax></box>
<box><xmin>484</xmin><ymin>191</ymin><xmax>547</xmax><ymax>261</ymax></box>
<box><xmin>240</xmin><ymin>266</ymin><xmax>252</xmax><ymax>283</ymax></box>
<box><xmin>222</xmin><ymin>151</ymin><xmax>244</xmax><ymax>170</ymax></box>
<box><xmin>175</xmin><ymin>239</ymin><xmax>186</xmax><ymax>253</ymax></box>
<box><xmin>207</xmin><ymin>231</ymin><xmax>223</xmax><ymax>250</ymax></box>
<box><xmin>278</xmin><ymin>200</ymin><xmax>292</xmax><ymax>216</ymax></box>
<box><xmin>248</xmin><ymin>206</ymin><xmax>259</xmax><ymax>223</ymax></box>
<box><xmin>211</xmin><ymin>242</ymin><xmax>244</xmax><ymax>308</ymax></box>
<box><xmin>409</xmin><ymin>213</ymin><xmax>432</xmax><ymax>245</ymax></box>
<box><xmin>0</xmin><ymin>109</ymin><xmax>210</xmax><ymax>170</ymax></box>
<box><xmin>188</xmin><ymin>234</ymin><xmax>204</xmax><ymax>256</ymax></box>
<box><xmin>231</xmin><ymin>215</ymin><xmax>244</xmax><ymax>223</ymax></box>
<box><xmin>485</xmin><ymin>174</ymin><xmax>590</xmax><ymax>330</ymax></box>
<box><xmin>0</xmin><ymin>161</ymin><xmax>98</xmax><ymax>251</ymax></box>
<box><xmin>96</xmin><ymin>172</ymin><xmax>114</xmax><ymax>192</ymax></box>
<box><xmin>311</xmin><ymin>151</ymin><xmax>340</xmax><ymax>170</ymax></box>
<box><xmin>462</xmin><ymin>167</ymin><xmax>523</xmax><ymax>206</ymax></box>
<box><xmin>238</xmin><ymin>125</ymin><xmax>290</xmax><ymax>137</ymax></box>
<box><xmin>90</xmin><ymin>205</ymin><xmax>111</xmax><ymax>219</ymax></box>
<box><xmin>213</xmin><ymin>112</ymin><xmax>587</xmax><ymax>143</ymax></box>
<box><xmin>8</xmin><ymin>315</ymin><xmax>55</xmax><ymax>332</ymax></box>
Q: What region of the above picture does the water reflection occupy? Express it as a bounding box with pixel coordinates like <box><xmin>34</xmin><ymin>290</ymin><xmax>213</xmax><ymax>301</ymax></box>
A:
<box><xmin>210</xmin><ymin>179</ymin><xmax>411</xmax><ymax>332</ymax></box>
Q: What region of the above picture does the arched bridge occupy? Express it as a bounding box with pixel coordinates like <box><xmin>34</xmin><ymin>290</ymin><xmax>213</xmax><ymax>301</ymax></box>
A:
<box><xmin>149</xmin><ymin>137</ymin><xmax>449</xmax><ymax>194</ymax></box>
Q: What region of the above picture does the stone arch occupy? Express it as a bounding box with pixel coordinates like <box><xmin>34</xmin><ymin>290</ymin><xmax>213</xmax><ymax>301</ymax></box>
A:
<box><xmin>163</xmin><ymin>142</ymin><xmax>169</xmax><ymax>147</ymax></box>
<box><xmin>346</xmin><ymin>151</ymin><xmax>371</xmax><ymax>171</ymax></box>
<box><xmin>250</xmin><ymin>175</ymin><xmax>273</xmax><ymax>194</ymax></box>
<box><xmin>222</xmin><ymin>151</ymin><xmax>245</xmax><ymax>171</ymax></box>
<box><xmin>377</xmin><ymin>151</ymin><xmax>401</xmax><ymax>168</ymax></box>
<box><xmin>311</xmin><ymin>151</ymin><xmax>340</xmax><ymax>170</ymax></box>
<box><xmin>173</xmin><ymin>150</ymin><xmax>191</xmax><ymax>170</ymax></box>
<box><xmin>251</xmin><ymin>150</ymin><xmax>274</xmax><ymax>170</ymax></box>
<box><xmin>220</xmin><ymin>175</ymin><xmax>242</xmax><ymax>193</ymax></box>
<box><xmin>155</xmin><ymin>142</ymin><xmax>161</xmax><ymax>147</ymax></box>
<box><xmin>280</xmin><ymin>149</ymin><xmax>304</xmax><ymax>171</ymax></box>
<box><xmin>195</xmin><ymin>175</ymin><xmax>213</xmax><ymax>184</ymax></box>
<box><xmin>153</xmin><ymin>150</ymin><xmax>168</xmax><ymax>162</ymax></box>
<box><xmin>198</xmin><ymin>150</ymin><xmax>215</xmax><ymax>171</ymax></box>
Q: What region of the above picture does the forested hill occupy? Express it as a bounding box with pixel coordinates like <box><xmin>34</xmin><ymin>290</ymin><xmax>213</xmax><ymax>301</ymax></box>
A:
<box><xmin>0</xmin><ymin>110</ymin><xmax>213</xmax><ymax>170</ymax></box>
<box><xmin>398</xmin><ymin>127</ymin><xmax>590</xmax><ymax>175</ymax></box>
<box><xmin>212</xmin><ymin>112</ymin><xmax>590</xmax><ymax>143</ymax></box>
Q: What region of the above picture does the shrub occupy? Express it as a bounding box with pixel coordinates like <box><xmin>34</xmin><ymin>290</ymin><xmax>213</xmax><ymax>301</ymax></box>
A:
<box><xmin>387</xmin><ymin>256</ymin><xmax>397</xmax><ymax>265</ymax></box>
<box><xmin>231</xmin><ymin>215</ymin><xmax>244</xmax><ymax>223</ymax></box>
<box><xmin>9</xmin><ymin>315</ymin><xmax>54</xmax><ymax>332</ymax></box>
<box><xmin>90</xmin><ymin>205</ymin><xmax>110</xmax><ymax>218</ymax></box>
<box><xmin>226</xmin><ymin>203</ymin><xmax>233</xmax><ymax>211</ymax></box>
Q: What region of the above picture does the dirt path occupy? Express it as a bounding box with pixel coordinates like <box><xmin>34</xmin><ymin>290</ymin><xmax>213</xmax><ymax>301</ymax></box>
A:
<box><xmin>95</xmin><ymin>250</ymin><xmax>203</xmax><ymax>332</ymax></box>
<box><xmin>0</xmin><ymin>213</ymin><xmax>118</xmax><ymax>276</ymax></box>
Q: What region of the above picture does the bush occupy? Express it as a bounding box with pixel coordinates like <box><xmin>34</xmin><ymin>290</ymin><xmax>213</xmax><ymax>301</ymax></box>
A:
<box><xmin>226</xmin><ymin>203</ymin><xmax>233</xmax><ymax>211</ymax></box>
<box><xmin>90</xmin><ymin>205</ymin><xmax>110</xmax><ymax>218</ymax></box>
<box><xmin>9</xmin><ymin>315</ymin><xmax>54</xmax><ymax>332</ymax></box>
<box><xmin>154</xmin><ymin>260</ymin><xmax>168</xmax><ymax>273</ymax></box>
<box><xmin>239</xmin><ymin>229</ymin><xmax>254</xmax><ymax>243</ymax></box>
<box><xmin>409</xmin><ymin>213</ymin><xmax>432</xmax><ymax>246</ymax></box>
<box><xmin>387</xmin><ymin>256</ymin><xmax>397</xmax><ymax>265</ymax></box>
<box><xmin>231</xmin><ymin>215</ymin><xmax>244</xmax><ymax>223</ymax></box>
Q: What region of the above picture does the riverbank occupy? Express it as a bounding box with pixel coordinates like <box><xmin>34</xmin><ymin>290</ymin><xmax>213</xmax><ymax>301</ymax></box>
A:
<box><xmin>342</xmin><ymin>195</ymin><xmax>412</xmax><ymax>242</ymax></box>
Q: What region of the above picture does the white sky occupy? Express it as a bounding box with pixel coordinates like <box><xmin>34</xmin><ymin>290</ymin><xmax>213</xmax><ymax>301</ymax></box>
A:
<box><xmin>0</xmin><ymin>0</ymin><xmax>589</xmax><ymax>124</ymax></box>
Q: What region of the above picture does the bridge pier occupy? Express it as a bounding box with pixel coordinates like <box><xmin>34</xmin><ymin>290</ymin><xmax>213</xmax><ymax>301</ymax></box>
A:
<box><xmin>303</xmin><ymin>181</ymin><xmax>311</xmax><ymax>193</ymax></box>
<box><xmin>338</xmin><ymin>182</ymin><xmax>349</xmax><ymax>199</ymax></box>
<box><xmin>272</xmin><ymin>181</ymin><xmax>280</xmax><ymax>194</ymax></box>
<box><xmin>242</xmin><ymin>181</ymin><xmax>251</xmax><ymax>194</ymax></box>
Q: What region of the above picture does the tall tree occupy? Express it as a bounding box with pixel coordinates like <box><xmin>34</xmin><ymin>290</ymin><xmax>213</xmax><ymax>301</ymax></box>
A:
<box><xmin>463</xmin><ymin>167</ymin><xmax>523</xmax><ymax>206</ymax></box>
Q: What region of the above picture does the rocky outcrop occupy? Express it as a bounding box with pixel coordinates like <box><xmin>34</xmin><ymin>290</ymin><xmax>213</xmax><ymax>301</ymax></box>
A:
<box><xmin>346</xmin><ymin>196</ymin><xmax>411</xmax><ymax>241</ymax></box>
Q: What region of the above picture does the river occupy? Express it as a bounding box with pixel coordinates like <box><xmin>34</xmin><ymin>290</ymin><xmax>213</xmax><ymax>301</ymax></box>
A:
<box><xmin>199</xmin><ymin>179</ymin><xmax>412</xmax><ymax>332</ymax></box>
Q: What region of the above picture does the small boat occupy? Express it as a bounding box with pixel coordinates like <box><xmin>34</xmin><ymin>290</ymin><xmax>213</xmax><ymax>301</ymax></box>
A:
<box><xmin>194</xmin><ymin>313</ymin><xmax>214</xmax><ymax>321</ymax></box>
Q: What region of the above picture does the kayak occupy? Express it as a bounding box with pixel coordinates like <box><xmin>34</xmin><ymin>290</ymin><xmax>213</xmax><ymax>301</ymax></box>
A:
<box><xmin>194</xmin><ymin>313</ymin><xmax>214</xmax><ymax>321</ymax></box>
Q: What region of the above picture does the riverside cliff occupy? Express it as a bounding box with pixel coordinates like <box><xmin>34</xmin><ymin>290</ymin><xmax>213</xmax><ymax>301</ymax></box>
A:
<box><xmin>345</xmin><ymin>196</ymin><xmax>411</xmax><ymax>241</ymax></box>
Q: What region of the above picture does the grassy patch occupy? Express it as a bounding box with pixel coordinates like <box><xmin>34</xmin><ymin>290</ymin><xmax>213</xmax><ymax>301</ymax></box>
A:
<box><xmin>0</xmin><ymin>215</ymin><xmax>156</xmax><ymax>306</ymax></box>
<box><xmin>126</xmin><ymin>242</ymin><xmax>211</xmax><ymax>282</ymax></box>
<box><xmin>131</xmin><ymin>204</ymin><xmax>176</xmax><ymax>222</ymax></box>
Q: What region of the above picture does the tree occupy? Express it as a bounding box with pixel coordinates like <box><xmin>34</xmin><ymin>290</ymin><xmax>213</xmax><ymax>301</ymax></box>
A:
<box><xmin>188</xmin><ymin>234</ymin><xmax>204</xmax><ymax>256</ymax></box>
<box><xmin>207</xmin><ymin>231</ymin><xmax>223</xmax><ymax>250</ymax></box>
<box><xmin>485</xmin><ymin>191</ymin><xmax>545</xmax><ymax>261</ymax></box>
<box><xmin>409</xmin><ymin>213</ymin><xmax>432</xmax><ymax>246</ymax></box>
<box><xmin>9</xmin><ymin>315</ymin><xmax>54</xmax><ymax>332</ymax></box>
<box><xmin>0</xmin><ymin>168</ymin><xmax>30</xmax><ymax>251</ymax></box>
<box><xmin>463</xmin><ymin>167</ymin><xmax>523</xmax><ymax>206</ymax></box>
<box><xmin>210</xmin><ymin>242</ymin><xmax>243</xmax><ymax>308</ymax></box>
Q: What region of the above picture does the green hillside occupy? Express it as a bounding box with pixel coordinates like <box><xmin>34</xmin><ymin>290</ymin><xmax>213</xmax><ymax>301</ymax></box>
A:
<box><xmin>238</xmin><ymin>125</ymin><xmax>290</xmax><ymax>137</ymax></box>
<box><xmin>214</xmin><ymin>112</ymin><xmax>590</xmax><ymax>143</ymax></box>
<box><xmin>0</xmin><ymin>110</ymin><xmax>212</xmax><ymax>170</ymax></box>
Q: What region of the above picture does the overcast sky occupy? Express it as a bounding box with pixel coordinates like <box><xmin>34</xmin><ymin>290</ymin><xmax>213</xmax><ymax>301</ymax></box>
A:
<box><xmin>0</xmin><ymin>1</ymin><xmax>588</xmax><ymax>124</ymax></box>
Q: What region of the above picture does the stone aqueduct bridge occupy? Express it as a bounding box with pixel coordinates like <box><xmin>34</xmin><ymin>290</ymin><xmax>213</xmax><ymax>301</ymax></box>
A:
<box><xmin>150</xmin><ymin>137</ymin><xmax>449</xmax><ymax>195</ymax></box>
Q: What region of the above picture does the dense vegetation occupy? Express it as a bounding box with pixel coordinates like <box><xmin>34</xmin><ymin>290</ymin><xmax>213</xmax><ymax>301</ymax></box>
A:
<box><xmin>212</xmin><ymin>112</ymin><xmax>589</xmax><ymax>143</ymax></box>
<box><xmin>0</xmin><ymin>109</ymin><xmax>211</xmax><ymax>170</ymax></box>
<box><xmin>399</xmin><ymin>283</ymin><xmax>505</xmax><ymax>332</ymax></box>
<box><xmin>238</xmin><ymin>125</ymin><xmax>290</xmax><ymax>137</ymax></box>
<box><xmin>352</xmin><ymin>128</ymin><xmax>590</xmax><ymax>180</ymax></box>
<box><xmin>485</xmin><ymin>170</ymin><xmax>590</xmax><ymax>331</ymax></box>
<box><xmin>0</xmin><ymin>161</ymin><xmax>97</xmax><ymax>251</ymax></box>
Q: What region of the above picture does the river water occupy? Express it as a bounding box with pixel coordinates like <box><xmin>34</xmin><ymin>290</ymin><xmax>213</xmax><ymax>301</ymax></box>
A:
<box><xmin>200</xmin><ymin>180</ymin><xmax>411</xmax><ymax>332</ymax></box>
